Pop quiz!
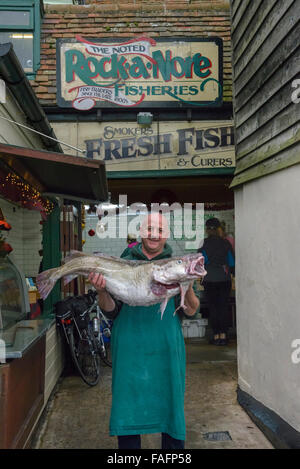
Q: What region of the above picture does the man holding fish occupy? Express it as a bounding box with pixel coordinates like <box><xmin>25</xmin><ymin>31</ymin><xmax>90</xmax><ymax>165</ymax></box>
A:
<box><xmin>88</xmin><ymin>212</ymin><xmax>203</xmax><ymax>450</ymax></box>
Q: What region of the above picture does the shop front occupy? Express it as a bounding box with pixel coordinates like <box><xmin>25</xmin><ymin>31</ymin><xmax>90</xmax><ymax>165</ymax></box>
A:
<box><xmin>79</xmin><ymin>121</ymin><xmax>235</xmax><ymax>336</ymax></box>
<box><xmin>55</xmin><ymin>119</ymin><xmax>235</xmax><ymax>248</ymax></box>
<box><xmin>49</xmin><ymin>30</ymin><xmax>236</xmax><ymax>339</ymax></box>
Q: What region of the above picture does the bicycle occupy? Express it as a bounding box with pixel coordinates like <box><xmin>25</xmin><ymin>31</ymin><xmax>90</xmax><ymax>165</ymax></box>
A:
<box><xmin>55</xmin><ymin>290</ymin><xmax>113</xmax><ymax>387</ymax></box>
<box><xmin>89</xmin><ymin>290</ymin><xmax>113</xmax><ymax>368</ymax></box>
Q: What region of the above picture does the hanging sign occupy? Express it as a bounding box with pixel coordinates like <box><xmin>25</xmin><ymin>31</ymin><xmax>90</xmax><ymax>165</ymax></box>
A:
<box><xmin>56</xmin><ymin>37</ymin><xmax>223</xmax><ymax>109</ymax></box>
<box><xmin>52</xmin><ymin>120</ymin><xmax>235</xmax><ymax>172</ymax></box>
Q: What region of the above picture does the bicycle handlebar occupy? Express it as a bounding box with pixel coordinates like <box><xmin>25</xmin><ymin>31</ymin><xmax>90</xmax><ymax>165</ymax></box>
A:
<box><xmin>86</xmin><ymin>289</ymin><xmax>98</xmax><ymax>304</ymax></box>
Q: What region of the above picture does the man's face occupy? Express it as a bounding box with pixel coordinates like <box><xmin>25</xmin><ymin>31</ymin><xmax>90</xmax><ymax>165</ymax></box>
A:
<box><xmin>141</xmin><ymin>214</ymin><xmax>169</xmax><ymax>256</ymax></box>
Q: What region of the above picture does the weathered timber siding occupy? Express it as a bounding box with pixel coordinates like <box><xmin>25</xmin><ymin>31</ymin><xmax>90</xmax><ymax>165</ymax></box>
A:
<box><xmin>230</xmin><ymin>0</ymin><xmax>300</xmax><ymax>187</ymax></box>
<box><xmin>29</xmin><ymin>0</ymin><xmax>232</xmax><ymax>106</ymax></box>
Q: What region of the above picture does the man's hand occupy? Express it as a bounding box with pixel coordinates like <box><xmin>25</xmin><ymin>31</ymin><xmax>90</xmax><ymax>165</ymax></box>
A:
<box><xmin>88</xmin><ymin>273</ymin><xmax>116</xmax><ymax>313</ymax></box>
<box><xmin>184</xmin><ymin>282</ymin><xmax>200</xmax><ymax>317</ymax></box>
<box><xmin>88</xmin><ymin>272</ymin><xmax>106</xmax><ymax>292</ymax></box>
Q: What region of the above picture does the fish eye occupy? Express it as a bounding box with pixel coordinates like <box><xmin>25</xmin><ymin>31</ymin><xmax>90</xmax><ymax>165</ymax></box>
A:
<box><xmin>177</xmin><ymin>260</ymin><xmax>183</xmax><ymax>264</ymax></box>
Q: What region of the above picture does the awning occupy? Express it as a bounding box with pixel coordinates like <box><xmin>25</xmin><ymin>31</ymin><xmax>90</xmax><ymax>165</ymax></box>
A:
<box><xmin>0</xmin><ymin>143</ymin><xmax>108</xmax><ymax>203</ymax></box>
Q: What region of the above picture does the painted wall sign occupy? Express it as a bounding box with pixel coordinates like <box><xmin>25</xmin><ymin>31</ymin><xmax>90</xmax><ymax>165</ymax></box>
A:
<box><xmin>56</xmin><ymin>37</ymin><xmax>223</xmax><ymax>109</ymax></box>
<box><xmin>50</xmin><ymin>121</ymin><xmax>234</xmax><ymax>172</ymax></box>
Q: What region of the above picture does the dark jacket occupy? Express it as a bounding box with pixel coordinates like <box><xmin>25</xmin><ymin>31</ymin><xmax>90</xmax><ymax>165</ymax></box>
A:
<box><xmin>198</xmin><ymin>235</ymin><xmax>235</xmax><ymax>283</ymax></box>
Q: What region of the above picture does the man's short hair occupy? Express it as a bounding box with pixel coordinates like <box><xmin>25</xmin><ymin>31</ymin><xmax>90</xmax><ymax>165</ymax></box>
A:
<box><xmin>206</xmin><ymin>217</ymin><xmax>221</xmax><ymax>229</ymax></box>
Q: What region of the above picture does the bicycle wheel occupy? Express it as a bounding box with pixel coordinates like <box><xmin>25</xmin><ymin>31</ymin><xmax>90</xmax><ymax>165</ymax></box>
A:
<box><xmin>68</xmin><ymin>324</ymin><xmax>101</xmax><ymax>386</ymax></box>
<box><xmin>100</xmin><ymin>339</ymin><xmax>112</xmax><ymax>367</ymax></box>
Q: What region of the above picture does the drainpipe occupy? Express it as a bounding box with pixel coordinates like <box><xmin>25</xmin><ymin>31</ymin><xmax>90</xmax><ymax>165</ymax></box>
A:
<box><xmin>0</xmin><ymin>42</ymin><xmax>63</xmax><ymax>153</ymax></box>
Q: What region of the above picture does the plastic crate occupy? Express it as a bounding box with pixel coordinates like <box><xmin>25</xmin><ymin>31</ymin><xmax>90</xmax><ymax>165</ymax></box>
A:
<box><xmin>182</xmin><ymin>318</ymin><xmax>208</xmax><ymax>338</ymax></box>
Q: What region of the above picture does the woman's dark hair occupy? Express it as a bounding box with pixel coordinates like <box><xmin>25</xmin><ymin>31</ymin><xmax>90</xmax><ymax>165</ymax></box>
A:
<box><xmin>127</xmin><ymin>234</ymin><xmax>137</xmax><ymax>243</ymax></box>
<box><xmin>205</xmin><ymin>217</ymin><xmax>221</xmax><ymax>229</ymax></box>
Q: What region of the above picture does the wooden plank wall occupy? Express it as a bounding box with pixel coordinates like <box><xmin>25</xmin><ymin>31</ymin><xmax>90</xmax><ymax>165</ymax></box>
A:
<box><xmin>44</xmin><ymin>323</ymin><xmax>64</xmax><ymax>405</ymax></box>
<box><xmin>0</xmin><ymin>337</ymin><xmax>45</xmax><ymax>449</ymax></box>
<box><xmin>23</xmin><ymin>324</ymin><xmax>64</xmax><ymax>448</ymax></box>
<box><xmin>230</xmin><ymin>0</ymin><xmax>300</xmax><ymax>187</ymax></box>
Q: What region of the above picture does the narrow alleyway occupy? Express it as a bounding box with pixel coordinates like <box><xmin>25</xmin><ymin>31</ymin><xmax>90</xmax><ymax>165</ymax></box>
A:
<box><xmin>31</xmin><ymin>340</ymin><xmax>273</xmax><ymax>450</ymax></box>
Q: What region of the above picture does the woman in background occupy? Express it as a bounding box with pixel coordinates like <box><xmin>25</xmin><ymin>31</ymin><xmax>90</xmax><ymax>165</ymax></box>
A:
<box><xmin>219</xmin><ymin>221</ymin><xmax>235</xmax><ymax>252</ymax></box>
<box><xmin>198</xmin><ymin>218</ymin><xmax>235</xmax><ymax>346</ymax></box>
<box><xmin>120</xmin><ymin>234</ymin><xmax>138</xmax><ymax>258</ymax></box>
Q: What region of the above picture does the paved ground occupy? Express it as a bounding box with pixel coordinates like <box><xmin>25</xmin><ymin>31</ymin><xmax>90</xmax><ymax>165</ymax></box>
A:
<box><xmin>31</xmin><ymin>339</ymin><xmax>273</xmax><ymax>449</ymax></box>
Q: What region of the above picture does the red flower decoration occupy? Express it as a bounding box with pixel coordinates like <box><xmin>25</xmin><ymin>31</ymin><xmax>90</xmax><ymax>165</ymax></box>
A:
<box><xmin>0</xmin><ymin>220</ymin><xmax>12</xmax><ymax>231</ymax></box>
<box><xmin>88</xmin><ymin>229</ymin><xmax>96</xmax><ymax>237</ymax></box>
<box><xmin>2</xmin><ymin>242</ymin><xmax>13</xmax><ymax>253</ymax></box>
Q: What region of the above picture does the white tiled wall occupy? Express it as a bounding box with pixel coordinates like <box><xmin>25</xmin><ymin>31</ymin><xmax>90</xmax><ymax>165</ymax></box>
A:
<box><xmin>1</xmin><ymin>198</ymin><xmax>42</xmax><ymax>277</ymax></box>
<box><xmin>22</xmin><ymin>211</ymin><xmax>43</xmax><ymax>277</ymax></box>
<box><xmin>82</xmin><ymin>214</ymin><xmax>137</xmax><ymax>257</ymax></box>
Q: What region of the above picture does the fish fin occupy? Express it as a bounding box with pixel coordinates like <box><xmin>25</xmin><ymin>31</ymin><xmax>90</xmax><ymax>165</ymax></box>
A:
<box><xmin>173</xmin><ymin>283</ymin><xmax>189</xmax><ymax>316</ymax></box>
<box><xmin>36</xmin><ymin>267</ymin><xmax>59</xmax><ymax>300</ymax></box>
<box><xmin>93</xmin><ymin>252</ymin><xmax>148</xmax><ymax>266</ymax></box>
<box><xmin>64</xmin><ymin>250</ymin><xmax>148</xmax><ymax>267</ymax></box>
<box><xmin>174</xmin><ymin>303</ymin><xmax>187</xmax><ymax>316</ymax></box>
<box><xmin>160</xmin><ymin>297</ymin><xmax>168</xmax><ymax>320</ymax></box>
<box><xmin>63</xmin><ymin>250</ymin><xmax>87</xmax><ymax>264</ymax></box>
<box><xmin>63</xmin><ymin>274</ymin><xmax>78</xmax><ymax>286</ymax></box>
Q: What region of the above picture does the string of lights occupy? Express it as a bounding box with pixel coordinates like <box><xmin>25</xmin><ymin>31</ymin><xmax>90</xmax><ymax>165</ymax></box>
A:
<box><xmin>0</xmin><ymin>172</ymin><xmax>54</xmax><ymax>215</ymax></box>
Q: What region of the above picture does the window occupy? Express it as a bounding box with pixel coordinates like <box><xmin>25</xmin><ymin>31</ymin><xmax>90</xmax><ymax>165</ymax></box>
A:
<box><xmin>0</xmin><ymin>32</ymin><xmax>34</xmax><ymax>72</ymax></box>
<box><xmin>0</xmin><ymin>10</ymin><xmax>32</xmax><ymax>26</ymax></box>
<box><xmin>0</xmin><ymin>1</ymin><xmax>43</xmax><ymax>78</ymax></box>
<box><xmin>44</xmin><ymin>1</ymin><xmax>75</xmax><ymax>4</ymax></box>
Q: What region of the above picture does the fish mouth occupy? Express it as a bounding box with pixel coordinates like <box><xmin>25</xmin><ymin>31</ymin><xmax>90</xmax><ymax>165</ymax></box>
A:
<box><xmin>151</xmin><ymin>280</ymin><xmax>180</xmax><ymax>296</ymax></box>
<box><xmin>156</xmin><ymin>281</ymin><xmax>180</xmax><ymax>290</ymax></box>
<box><xmin>188</xmin><ymin>256</ymin><xmax>207</xmax><ymax>277</ymax></box>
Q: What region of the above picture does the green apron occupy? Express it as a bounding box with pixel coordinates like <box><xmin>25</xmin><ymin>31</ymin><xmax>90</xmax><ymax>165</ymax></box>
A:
<box><xmin>109</xmin><ymin>244</ymin><xmax>186</xmax><ymax>440</ymax></box>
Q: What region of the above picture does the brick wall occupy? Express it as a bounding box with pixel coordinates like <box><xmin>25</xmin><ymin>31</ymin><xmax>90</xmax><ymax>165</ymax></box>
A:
<box><xmin>30</xmin><ymin>0</ymin><xmax>232</xmax><ymax>105</ymax></box>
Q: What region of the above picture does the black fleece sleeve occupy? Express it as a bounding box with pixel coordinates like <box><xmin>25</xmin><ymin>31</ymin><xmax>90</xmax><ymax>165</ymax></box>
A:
<box><xmin>101</xmin><ymin>297</ymin><xmax>123</xmax><ymax>320</ymax></box>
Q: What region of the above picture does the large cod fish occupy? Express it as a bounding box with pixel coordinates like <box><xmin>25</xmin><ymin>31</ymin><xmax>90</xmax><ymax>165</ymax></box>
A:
<box><xmin>37</xmin><ymin>251</ymin><xmax>207</xmax><ymax>317</ymax></box>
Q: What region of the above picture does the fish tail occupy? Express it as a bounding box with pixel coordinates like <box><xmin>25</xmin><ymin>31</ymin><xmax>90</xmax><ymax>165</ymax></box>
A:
<box><xmin>36</xmin><ymin>267</ymin><xmax>60</xmax><ymax>300</ymax></box>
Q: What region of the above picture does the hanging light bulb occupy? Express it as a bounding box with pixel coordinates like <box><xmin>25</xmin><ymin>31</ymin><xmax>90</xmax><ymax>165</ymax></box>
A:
<box><xmin>96</xmin><ymin>219</ymin><xmax>106</xmax><ymax>236</ymax></box>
